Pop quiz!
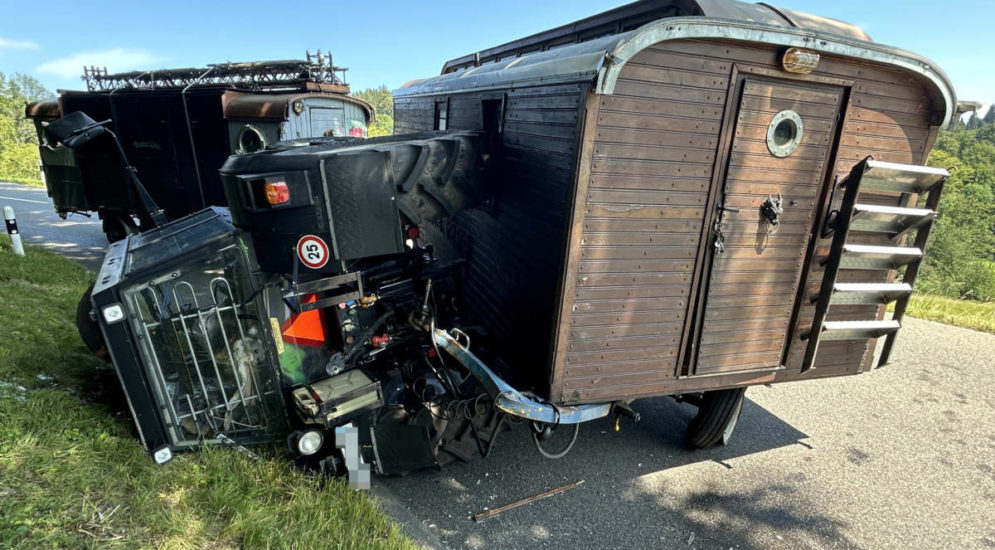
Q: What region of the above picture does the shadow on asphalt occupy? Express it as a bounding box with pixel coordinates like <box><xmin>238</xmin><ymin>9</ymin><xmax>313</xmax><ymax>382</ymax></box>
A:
<box><xmin>377</xmin><ymin>396</ymin><xmax>857</xmax><ymax>549</ymax></box>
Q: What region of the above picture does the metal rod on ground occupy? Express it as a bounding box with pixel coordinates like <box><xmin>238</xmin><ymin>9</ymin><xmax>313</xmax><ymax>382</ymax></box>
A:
<box><xmin>472</xmin><ymin>480</ymin><xmax>584</xmax><ymax>522</ymax></box>
<box><xmin>3</xmin><ymin>206</ymin><xmax>25</xmax><ymax>256</ymax></box>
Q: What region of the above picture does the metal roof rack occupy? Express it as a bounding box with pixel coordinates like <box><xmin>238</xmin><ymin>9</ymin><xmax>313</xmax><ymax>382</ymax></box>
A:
<box><xmin>83</xmin><ymin>50</ymin><xmax>349</xmax><ymax>92</ymax></box>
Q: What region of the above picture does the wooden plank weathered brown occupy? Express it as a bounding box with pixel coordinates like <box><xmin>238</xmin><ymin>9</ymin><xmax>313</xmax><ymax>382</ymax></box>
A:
<box><xmin>394</xmin><ymin>35</ymin><xmax>941</xmax><ymax>405</ymax></box>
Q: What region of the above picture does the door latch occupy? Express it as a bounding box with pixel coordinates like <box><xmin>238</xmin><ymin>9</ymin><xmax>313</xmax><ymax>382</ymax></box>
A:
<box><xmin>760</xmin><ymin>194</ymin><xmax>783</xmax><ymax>234</ymax></box>
<box><xmin>714</xmin><ymin>205</ymin><xmax>740</xmax><ymax>254</ymax></box>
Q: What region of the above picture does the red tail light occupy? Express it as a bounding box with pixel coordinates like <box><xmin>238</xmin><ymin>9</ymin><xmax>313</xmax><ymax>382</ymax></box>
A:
<box><xmin>265</xmin><ymin>181</ymin><xmax>290</xmax><ymax>205</ymax></box>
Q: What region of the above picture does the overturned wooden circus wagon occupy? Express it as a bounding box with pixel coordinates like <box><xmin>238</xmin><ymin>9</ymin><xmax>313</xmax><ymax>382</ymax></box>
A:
<box><xmin>393</xmin><ymin>0</ymin><xmax>960</xmax><ymax>445</ymax></box>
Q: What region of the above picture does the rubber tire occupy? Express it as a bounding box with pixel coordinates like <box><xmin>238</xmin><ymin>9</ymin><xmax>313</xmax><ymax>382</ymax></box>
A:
<box><xmin>102</xmin><ymin>213</ymin><xmax>137</xmax><ymax>243</ymax></box>
<box><xmin>76</xmin><ymin>283</ymin><xmax>110</xmax><ymax>362</ymax></box>
<box><xmin>685</xmin><ymin>387</ymin><xmax>747</xmax><ymax>449</ymax></box>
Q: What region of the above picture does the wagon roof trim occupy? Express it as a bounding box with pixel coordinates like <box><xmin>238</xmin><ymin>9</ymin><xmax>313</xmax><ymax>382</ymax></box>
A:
<box><xmin>221</xmin><ymin>91</ymin><xmax>375</xmax><ymax>122</ymax></box>
<box><xmin>597</xmin><ymin>18</ymin><xmax>956</xmax><ymax>126</ymax></box>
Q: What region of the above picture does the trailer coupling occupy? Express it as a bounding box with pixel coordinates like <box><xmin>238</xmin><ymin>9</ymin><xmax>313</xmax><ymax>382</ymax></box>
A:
<box><xmin>432</xmin><ymin>328</ymin><xmax>612</xmax><ymax>425</ymax></box>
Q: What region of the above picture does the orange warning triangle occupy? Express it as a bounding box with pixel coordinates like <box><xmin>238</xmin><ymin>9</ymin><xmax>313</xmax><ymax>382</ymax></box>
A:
<box><xmin>280</xmin><ymin>294</ymin><xmax>326</xmax><ymax>347</ymax></box>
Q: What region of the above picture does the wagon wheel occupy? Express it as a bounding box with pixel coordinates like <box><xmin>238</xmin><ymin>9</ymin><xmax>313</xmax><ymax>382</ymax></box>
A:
<box><xmin>684</xmin><ymin>387</ymin><xmax>747</xmax><ymax>449</ymax></box>
<box><xmin>76</xmin><ymin>283</ymin><xmax>110</xmax><ymax>362</ymax></box>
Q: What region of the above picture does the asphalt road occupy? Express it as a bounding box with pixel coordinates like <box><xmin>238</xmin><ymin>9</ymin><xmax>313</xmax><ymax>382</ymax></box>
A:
<box><xmin>7</xmin><ymin>180</ymin><xmax>993</xmax><ymax>549</ymax></box>
<box><xmin>373</xmin><ymin>320</ymin><xmax>995</xmax><ymax>550</ymax></box>
<box><xmin>0</xmin><ymin>181</ymin><xmax>105</xmax><ymax>271</ymax></box>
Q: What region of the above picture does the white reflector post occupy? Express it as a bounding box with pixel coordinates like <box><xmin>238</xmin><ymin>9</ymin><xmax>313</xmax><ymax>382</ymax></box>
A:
<box><xmin>3</xmin><ymin>206</ymin><xmax>25</xmax><ymax>256</ymax></box>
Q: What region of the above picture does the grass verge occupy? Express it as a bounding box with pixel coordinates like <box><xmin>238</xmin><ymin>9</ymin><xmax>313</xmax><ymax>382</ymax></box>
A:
<box><xmin>0</xmin><ymin>235</ymin><xmax>414</xmax><ymax>549</ymax></box>
<box><xmin>899</xmin><ymin>293</ymin><xmax>995</xmax><ymax>334</ymax></box>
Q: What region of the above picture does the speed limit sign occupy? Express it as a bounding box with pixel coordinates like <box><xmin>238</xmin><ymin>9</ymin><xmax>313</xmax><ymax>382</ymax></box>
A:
<box><xmin>296</xmin><ymin>235</ymin><xmax>330</xmax><ymax>269</ymax></box>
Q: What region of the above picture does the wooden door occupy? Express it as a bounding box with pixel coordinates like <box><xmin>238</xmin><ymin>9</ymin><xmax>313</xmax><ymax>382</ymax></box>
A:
<box><xmin>693</xmin><ymin>79</ymin><xmax>844</xmax><ymax>376</ymax></box>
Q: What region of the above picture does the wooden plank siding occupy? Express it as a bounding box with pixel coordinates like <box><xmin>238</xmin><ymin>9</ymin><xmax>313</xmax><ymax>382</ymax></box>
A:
<box><xmin>557</xmin><ymin>57</ymin><xmax>724</xmax><ymax>399</ymax></box>
<box><xmin>554</xmin><ymin>38</ymin><xmax>941</xmax><ymax>404</ymax></box>
<box><xmin>395</xmin><ymin>84</ymin><xmax>586</xmax><ymax>389</ymax></box>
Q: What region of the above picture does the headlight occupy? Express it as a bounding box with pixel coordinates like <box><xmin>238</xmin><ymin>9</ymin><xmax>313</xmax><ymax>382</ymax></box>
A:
<box><xmin>102</xmin><ymin>304</ymin><xmax>125</xmax><ymax>324</ymax></box>
<box><xmin>238</xmin><ymin>125</ymin><xmax>266</xmax><ymax>154</ymax></box>
<box><xmin>297</xmin><ymin>430</ymin><xmax>324</xmax><ymax>456</ymax></box>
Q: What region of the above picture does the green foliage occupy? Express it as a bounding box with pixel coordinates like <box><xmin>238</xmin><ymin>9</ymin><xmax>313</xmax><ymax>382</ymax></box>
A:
<box><xmin>0</xmin><ymin>236</ymin><xmax>414</xmax><ymax>549</ymax></box>
<box><xmin>984</xmin><ymin>105</ymin><xmax>995</xmax><ymax>125</ymax></box>
<box><xmin>0</xmin><ymin>72</ymin><xmax>51</xmax><ymax>186</ymax></box>
<box><xmin>920</xmin><ymin>112</ymin><xmax>995</xmax><ymax>301</ymax></box>
<box><xmin>353</xmin><ymin>85</ymin><xmax>394</xmax><ymax>137</ymax></box>
<box><xmin>897</xmin><ymin>293</ymin><xmax>995</xmax><ymax>334</ymax></box>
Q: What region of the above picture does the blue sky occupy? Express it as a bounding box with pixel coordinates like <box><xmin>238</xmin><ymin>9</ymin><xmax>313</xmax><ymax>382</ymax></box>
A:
<box><xmin>0</xmin><ymin>0</ymin><xmax>991</xmax><ymax>105</ymax></box>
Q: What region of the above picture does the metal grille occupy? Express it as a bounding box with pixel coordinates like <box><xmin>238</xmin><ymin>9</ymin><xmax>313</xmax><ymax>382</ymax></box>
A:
<box><xmin>125</xmin><ymin>246</ymin><xmax>282</xmax><ymax>447</ymax></box>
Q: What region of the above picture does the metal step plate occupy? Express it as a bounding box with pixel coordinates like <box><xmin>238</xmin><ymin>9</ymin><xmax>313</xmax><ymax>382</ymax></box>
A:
<box><xmin>839</xmin><ymin>244</ymin><xmax>923</xmax><ymax>270</ymax></box>
<box><xmin>859</xmin><ymin>159</ymin><xmax>948</xmax><ymax>194</ymax></box>
<box><xmin>820</xmin><ymin>320</ymin><xmax>901</xmax><ymax>340</ymax></box>
<box><xmin>830</xmin><ymin>282</ymin><xmax>913</xmax><ymax>305</ymax></box>
<box><xmin>850</xmin><ymin>204</ymin><xmax>936</xmax><ymax>235</ymax></box>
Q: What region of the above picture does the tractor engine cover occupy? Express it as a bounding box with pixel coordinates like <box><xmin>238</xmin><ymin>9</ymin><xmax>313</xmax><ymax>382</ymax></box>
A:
<box><xmin>218</xmin><ymin>131</ymin><xmax>489</xmax><ymax>274</ymax></box>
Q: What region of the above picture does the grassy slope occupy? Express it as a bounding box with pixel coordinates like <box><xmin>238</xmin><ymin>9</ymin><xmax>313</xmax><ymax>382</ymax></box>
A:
<box><xmin>0</xmin><ymin>236</ymin><xmax>413</xmax><ymax>549</ymax></box>
<box><xmin>901</xmin><ymin>293</ymin><xmax>995</xmax><ymax>334</ymax></box>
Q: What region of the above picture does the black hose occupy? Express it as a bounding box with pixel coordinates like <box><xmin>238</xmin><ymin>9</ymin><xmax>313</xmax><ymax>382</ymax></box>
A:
<box><xmin>532</xmin><ymin>423</ymin><xmax>580</xmax><ymax>459</ymax></box>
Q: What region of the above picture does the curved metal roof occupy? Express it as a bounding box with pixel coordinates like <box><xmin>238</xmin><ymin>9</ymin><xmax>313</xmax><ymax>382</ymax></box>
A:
<box><xmin>395</xmin><ymin>0</ymin><xmax>955</xmax><ymax>126</ymax></box>
<box><xmin>438</xmin><ymin>0</ymin><xmax>870</xmax><ymax>74</ymax></box>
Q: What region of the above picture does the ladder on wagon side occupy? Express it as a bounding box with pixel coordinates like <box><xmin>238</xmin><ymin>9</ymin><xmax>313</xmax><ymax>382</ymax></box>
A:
<box><xmin>801</xmin><ymin>157</ymin><xmax>948</xmax><ymax>372</ymax></box>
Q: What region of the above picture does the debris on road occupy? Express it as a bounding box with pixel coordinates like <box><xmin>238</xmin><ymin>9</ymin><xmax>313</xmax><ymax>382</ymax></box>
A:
<box><xmin>472</xmin><ymin>480</ymin><xmax>584</xmax><ymax>522</ymax></box>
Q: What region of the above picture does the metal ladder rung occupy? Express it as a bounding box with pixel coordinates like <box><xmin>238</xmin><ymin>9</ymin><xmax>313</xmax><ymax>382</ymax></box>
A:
<box><xmin>859</xmin><ymin>159</ymin><xmax>949</xmax><ymax>194</ymax></box>
<box><xmin>802</xmin><ymin>156</ymin><xmax>946</xmax><ymax>373</ymax></box>
<box><xmin>829</xmin><ymin>282</ymin><xmax>913</xmax><ymax>305</ymax></box>
<box><xmin>838</xmin><ymin>244</ymin><xmax>923</xmax><ymax>270</ymax></box>
<box><xmin>850</xmin><ymin>204</ymin><xmax>936</xmax><ymax>235</ymax></box>
<box><xmin>820</xmin><ymin>320</ymin><xmax>901</xmax><ymax>341</ymax></box>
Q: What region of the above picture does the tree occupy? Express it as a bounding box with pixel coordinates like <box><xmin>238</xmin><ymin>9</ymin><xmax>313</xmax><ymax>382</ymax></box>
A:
<box><xmin>0</xmin><ymin>72</ymin><xmax>52</xmax><ymax>185</ymax></box>
<box><xmin>352</xmin><ymin>85</ymin><xmax>394</xmax><ymax>137</ymax></box>
<box><xmin>921</xmin><ymin>125</ymin><xmax>995</xmax><ymax>300</ymax></box>
<box><xmin>984</xmin><ymin>105</ymin><xmax>995</xmax><ymax>125</ymax></box>
<box><xmin>966</xmin><ymin>112</ymin><xmax>981</xmax><ymax>129</ymax></box>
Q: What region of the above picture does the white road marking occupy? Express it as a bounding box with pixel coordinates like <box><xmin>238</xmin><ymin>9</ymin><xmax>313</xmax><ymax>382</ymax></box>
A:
<box><xmin>0</xmin><ymin>195</ymin><xmax>48</xmax><ymax>204</ymax></box>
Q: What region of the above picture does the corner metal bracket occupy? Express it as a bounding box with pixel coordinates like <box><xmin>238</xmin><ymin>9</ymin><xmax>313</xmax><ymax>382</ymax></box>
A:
<box><xmin>432</xmin><ymin>328</ymin><xmax>611</xmax><ymax>425</ymax></box>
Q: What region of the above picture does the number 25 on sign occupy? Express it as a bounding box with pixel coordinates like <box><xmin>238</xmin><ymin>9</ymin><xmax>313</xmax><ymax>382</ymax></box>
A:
<box><xmin>296</xmin><ymin>235</ymin><xmax>329</xmax><ymax>269</ymax></box>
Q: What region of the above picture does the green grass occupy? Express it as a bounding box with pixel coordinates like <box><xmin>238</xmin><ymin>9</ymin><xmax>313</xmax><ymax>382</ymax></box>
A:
<box><xmin>899</xmin><ymin>293</ymin><xmax>995</xmax><ymax>334</ymax></box>
<box><xmin>0</xmin><ymin>236</ymin><xmax>414</xmax><ymax>549</ymax></box>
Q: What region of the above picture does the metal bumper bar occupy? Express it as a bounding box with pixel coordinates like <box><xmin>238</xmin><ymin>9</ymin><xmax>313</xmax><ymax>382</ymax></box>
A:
<box><xmin>432</xmin><ymin>328</ymin><xmax>611</xmax><ymax>425</ymax></box>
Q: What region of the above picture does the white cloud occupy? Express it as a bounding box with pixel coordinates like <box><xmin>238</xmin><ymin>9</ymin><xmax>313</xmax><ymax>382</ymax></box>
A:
<box><xmin>0</xmin><ymin>37</ymin><xmax>40</xmax><ymax>52</ymax></box>
<box><xmin>37</xmin><ymin>48</ymin><xmax>162</xmax><ymax>79</ymax></box>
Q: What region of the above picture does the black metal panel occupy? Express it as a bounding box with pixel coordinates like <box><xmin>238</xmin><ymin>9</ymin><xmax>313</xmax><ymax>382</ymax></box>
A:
<box><xmin>322</xmin><ymin>150</ymin><xmax>402</xmax><ymax>260</ymax></box>
<box><xmin>184</xmin><ymin>90</ymin><xmax>235</xmax><ymax>207</ymax></box>
<box><xmin>108</xmin><ymin>91</ymin><xmax>217</xmax><ymax>218</ymax></box>
<box><xmin>91</xmin><ymin>240</ymin><xmax>170</xmax><ymax>452</ymax></box>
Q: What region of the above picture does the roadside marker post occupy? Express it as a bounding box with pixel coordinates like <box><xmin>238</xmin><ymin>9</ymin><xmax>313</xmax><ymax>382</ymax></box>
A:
<box><xmin>3</xmin><ymin>206</ymin><xmax>25</xmax><ymax>256</ymax></box>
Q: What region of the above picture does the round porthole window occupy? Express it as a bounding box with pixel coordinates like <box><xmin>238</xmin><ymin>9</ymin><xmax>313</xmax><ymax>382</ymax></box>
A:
<box><xmin>766</xmin><ymin>110</ymin><xmax>803</xmax><ymax>158</ymax></box>
<box><xmin>237</xmin><ymin>125</ymin><xmax>266</xmax><ymax>154</ymax></box>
